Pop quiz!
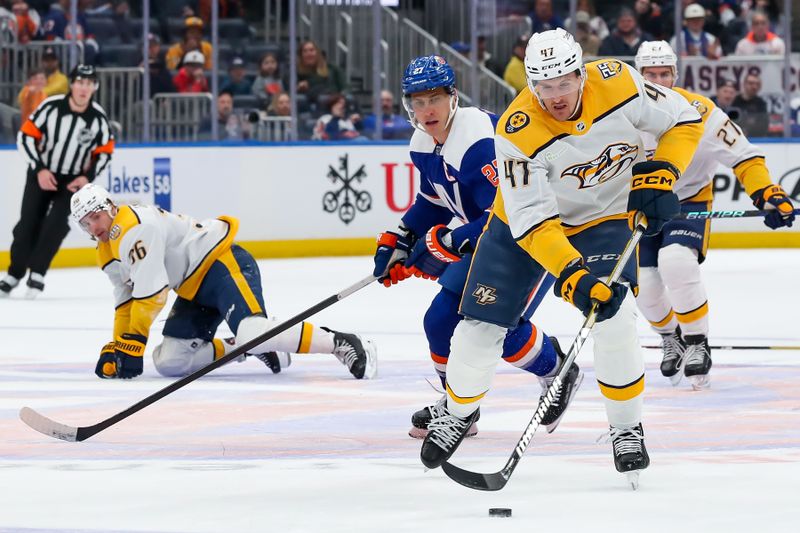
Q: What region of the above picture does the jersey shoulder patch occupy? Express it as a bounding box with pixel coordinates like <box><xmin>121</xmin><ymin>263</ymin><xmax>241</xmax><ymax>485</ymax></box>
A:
<box><xmin>109</xmin><ymin>205</ymin><xmax>143</xmax><ymax>259</ymax></box>
<box><xmin>583</xmin><ymin>60</ymin><xmax>639</xmax><ymax>118</ymax></box>
<box><xmin>496</xmin><ymin>88</ymin><xmax>560</xmax><ymax>158</ymax></box>
<box><xmin>673</xmin><ymin>87</ymin><xmax>715</xmax><ymax>124</ymax></box>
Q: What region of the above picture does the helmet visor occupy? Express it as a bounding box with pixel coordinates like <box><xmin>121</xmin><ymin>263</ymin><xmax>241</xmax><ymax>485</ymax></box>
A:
<box><xmin>532</xmin><ymin>73</ymin><xmax>582</xmax><ymax>99</ymax></box>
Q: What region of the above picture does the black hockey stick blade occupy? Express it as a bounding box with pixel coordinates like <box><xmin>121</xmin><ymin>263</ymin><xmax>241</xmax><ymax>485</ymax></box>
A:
<box><xmin>441</xmin><ymin>220</ymin><xmax>646</xmax><ymax>491</ymax></box>
<box><xmin>19</xmin><ymin>274</ymin><xmax>377</xmax><ymax>442</ymax></box>
<box><xmin>678</xmin><ymin>208</ymin><xmax>800</xmax><ymax>220</ymax></box>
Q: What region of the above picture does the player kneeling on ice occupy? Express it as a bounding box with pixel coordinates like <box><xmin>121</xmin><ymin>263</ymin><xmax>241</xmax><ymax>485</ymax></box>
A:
<box><xmin>633</xmin><ymin>41</ymin><xmax>795</xmax><ymax>391</ymax></box>
<box><xmin>373</xmin><ymin>54</ymin><xmax>581</xmax><ymax>440</ymax></box>
<box><xmin>419</xmin><ymin>29</ymin><xmax>703</xmax><ymax>486</ymax></box>
<box><xmin>69</xmin><ymin>184</ymin><xmax>377</xmax><ymax>380</ymax></box>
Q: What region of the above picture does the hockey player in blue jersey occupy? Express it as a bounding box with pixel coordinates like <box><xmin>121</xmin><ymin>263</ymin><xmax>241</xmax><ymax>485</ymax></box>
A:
<box><xmin>372</xmin><ymin>55</ymin><xmax>583</xmax><ymax>438</ymax></box>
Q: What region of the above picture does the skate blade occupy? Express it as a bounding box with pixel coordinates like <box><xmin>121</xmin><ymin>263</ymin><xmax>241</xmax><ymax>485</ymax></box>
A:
<box><xmin>363</xmin><ymin>340</ymin><xmax>378</xmax><ymax>380</ymax></box>
<box><xmin>408</xmin><ymin>423</ymin><xmax>479</xmax><ymax>440</ymax></box>
<box><xmin>544</xmin><ymin>371</ymin><xmax>585</xmax><ymax>434</ymax></box>
<box><xmin>688</xmin><ymin>374</ymin><xmax>710</xmax><ymax>390</ymax></box>
<box><xmin>667</xmin><ymin>372</ymin><xmax>683</xmax><ymax>387</ymax></box>
<box><xmin>626</xmin><ymin>471</ymin><xmax>641</xmax><ymax>490</ymax></box>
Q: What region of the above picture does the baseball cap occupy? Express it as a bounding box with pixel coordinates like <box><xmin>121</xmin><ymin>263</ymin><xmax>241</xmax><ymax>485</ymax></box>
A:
<box><xmin>231</xmin><ymin>56</ymin><xmax>245</xmax><ymax>68</ymax></box>
<box><xmin>575</xmin><ymin>10</ymin><xmax>591</xmax><ymax>24</ymax></box>
<box><xmin>42</xmin><ymin>46</ymin><xmax>57</xmax><ymax>59</ymax></box>
<box><xmin>185</xmin><ymin>16</ymin><xmax>203</xmax><ymax>29</ymax></box>
<box><xmin>684</xmin><ymin>3</ymin><xmax>706</xmax><ymax>19</ymax></box>
<box><xmin>148</xmin><ymin>32</ymin><xmax>160</xmax><ymax>44</ymax></box>
<box><xmin>183</xmin><ymin>50</ymin><xmax>205</xmax><ymax>65</ymax></box>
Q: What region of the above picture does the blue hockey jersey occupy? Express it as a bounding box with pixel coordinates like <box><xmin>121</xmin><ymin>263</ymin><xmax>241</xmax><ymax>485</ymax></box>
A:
<box><xmin>401</xmin><ymin>107</ymin><xmax>499</xmax><ymax>249</ymax></box>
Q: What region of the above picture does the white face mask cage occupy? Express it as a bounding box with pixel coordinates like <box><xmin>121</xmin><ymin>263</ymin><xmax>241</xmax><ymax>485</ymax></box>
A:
<box><xmin>402</xmin><ymin>87</ymin><xmax>459</xmax><ymax>134</ymax></box>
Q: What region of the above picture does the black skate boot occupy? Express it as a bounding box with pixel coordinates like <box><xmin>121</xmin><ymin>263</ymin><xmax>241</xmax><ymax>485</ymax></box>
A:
<box><xmin>0</xmin><ymin>275</ymin><xmax>20</xmax><ymax>298</ymax></box>
<box><xmin>683</xmin><ymin>334</ymin><xmax>712</xmax><ymax>390</ymax></box>
<box><xmin>322</xmin><ymin>327</ymin><xmax>377</xmax><ymax>379</ymax></box>
<box><xmin>254</xmin><ymin>352</ymin><xmax>292</xmax><ymax>374</ymax></box>
<box><xmin>409</xmin><ymin>395</ymin><xmax>479</xmax><ymax>439</ymax></box>
<box><xmin>25</xmin><ymin>273</ymin><xmax>44</xmax><ymax>299</ymax></box>
<box><xmin>608</xmin><ymin>423</ymin><xmax>650</xmax><ymax>490</ymax></box>
<box><xmin>537</xmin><ymin>337</ymin><xmax>584</xmax><ymax>433</ymax></box>
<box><xmin>420</xmin><ymin>405</ymin><xmax>480</xmax><ymax>469</ymax></box>
<box><xmin>659</xmin><ymin>326</ymin><xmax>687</xmax><ymax>386</ymax></box>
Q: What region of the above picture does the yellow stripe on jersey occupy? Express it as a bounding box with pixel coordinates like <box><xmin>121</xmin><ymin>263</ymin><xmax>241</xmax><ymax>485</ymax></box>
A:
<box><xmin>129</xmin><ymin>287</ymin><xmax>169</xmax><ymax>338</ymax></box>
<box><xmin>495</xmin><ymin>59</ymin><xmax>639</xmax><ymax>157</ymax></box>
<box><xmin>113</xmin><ymin>300</ymin><xmax>133</xmax><ymax>340</ymax></box>
<box><xmin>212</xmin><ymin>338</ymin><xmax>226</xmax><ymax>360</ymax></box>
<box><xmin>653</xmin><ymin>119</ymin><xmax>704</xmax><ymax>176</ymax></box>
<box><xmin>176</xmin><ymin>216</ymin><xmax>240</xmax><ymax>300</ymax></box>
<box><xmin>733</xmin><ymin>156</ymin><xmax>773</xmax><ymax>197</ymax></box>
<box><xmin>673</xmin><ymin>88</ymin><xmax>714</xmax><ymax>126</ymax></box>
<box><xmin>517</xmin><ymin>218</ymin><xmax>582</xmax><ymax>277</ymax></box>
<box><xmin>597</xmin><ymin>374</ymin><xmax>645</xmax><ymax>401</ymax></box>
<box><xmin>108</xmin><ymin>205</ymin><xmax>142</xmax><ymax>260</ymax></box>
<box><xmin>650</xmin><ymin>309</ymin><xmax>675</xmax><ymax>328</ymax></box>
<box><xmin>215</xmin><ymin>247</ymin><xmax>263</xmax><ymax>314</ymax></box>
<box><xmin>676</xmin><ymin>301</ymin><xmax>709</xmax><ymax>324</ymax></box>
<box><xmin>446</xmin><ymin>383</ymin><xmax>487</xmax><ymax>405</ymax></box>
<box><xmin>297</xmin><ymin>322</ymin><xmax>314</xmax><ymax>353</ymax></box>
<box><xmin>684</xmin><ymin>182</ymin><xmax>714</xmax><ymax>203</ymax></box>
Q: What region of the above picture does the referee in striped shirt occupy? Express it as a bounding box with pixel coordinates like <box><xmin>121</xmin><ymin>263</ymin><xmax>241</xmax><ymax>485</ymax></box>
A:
<box><xmin>0</xmin><ymin>64</ymin><xmax>113</xmax><ymax>299</ymax></box>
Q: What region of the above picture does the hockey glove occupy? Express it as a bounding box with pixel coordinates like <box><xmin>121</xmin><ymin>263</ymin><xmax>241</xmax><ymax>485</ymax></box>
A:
<box><xmin>114</xmin><ymin>333</ymin><xmax>146</xmax><ymax>379</ymax></box>
<box><xmin>373</xmin><ymin>227</ymin><xmax>415</xmax><ymax>287</ymax></box>
<box><xmin>405</xmin><ymin>225</ymin><xmax>464</xmax><ymax>280</ymax></box>
<box><xmin>554</xmin><ymin>260</ymin><xmax>628</xmax><ymax>322</ymax></box>
<box><xmin>627</xmin><ymin>160</ymin><xmax>681</xmax><ymax>236</ymax></box>
<box><xmin>751</xmin><ymin>184</ymin><xmax>795</xmax><ymax>229</ymax></box>
<box><xmin>95</xmin><ymin>341</ymin><xmax>118</xmax><ymax>379</ymax></box>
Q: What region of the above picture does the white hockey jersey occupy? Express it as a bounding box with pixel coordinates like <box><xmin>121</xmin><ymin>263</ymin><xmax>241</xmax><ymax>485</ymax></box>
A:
<box><xmin>641</xmin><ymin>88</ymin><xmax>772</xmax><ymax>202</ymax></box>
<box><xmin>492</xmin><ymin>59</ymin><xmax>703</xmax><ymax>274</ymax></box>
<box><xmin>97</xmin><ymin>204</ymin><xmax>238</xmax><ymax>339</ymax></box>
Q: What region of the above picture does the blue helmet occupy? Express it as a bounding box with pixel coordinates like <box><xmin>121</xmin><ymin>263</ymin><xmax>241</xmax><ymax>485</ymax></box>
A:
<box><xmin>401</xmin><ymin>55</ymin><xmax>456</xmax><ymax>96</ymax></box>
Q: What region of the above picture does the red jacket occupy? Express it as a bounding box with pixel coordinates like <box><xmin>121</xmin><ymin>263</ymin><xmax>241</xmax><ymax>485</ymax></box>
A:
<box><xmin>173</xmin><ymin>68</ymin><xmax>209</xmax><ymax>93</ymax></box>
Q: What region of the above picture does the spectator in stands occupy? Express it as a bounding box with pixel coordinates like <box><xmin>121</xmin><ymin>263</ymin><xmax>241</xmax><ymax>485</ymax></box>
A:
<box><xmin>196</xmin><ymin>0</ymin><xmax>244</xmax><ymax>25</ymax></box>
<box><xmin>734</xmin><ymin>10</ymin><xmax>785</xmax><ymax>55</ymax></box>
<box><xmin>732</xmin><ymin>73</ymin><xmax>769</xmax><ymax>137</ymax></box>
<box><xmin>10</xmin><ymin>1</ymin><xmax>40</xmax><ymax>43</ymax></box>
<box><xmin>312</xmin><ymin>93</ymin><xmax>363</xmax><ymax>141</ymax></box>
<box><xmin>718</xmin><ymin>2</ymin><xmax>749</xmax><ymax>55</ymax></box>
<box><xmin>17</xmin><ymin>68</ymin><xmax>47</xmax><ymax>120</ymax></box>
<box><xmin>564</xmin><ymin>0</ymin><xmax>608</xmax><ymax>39</ymax></box>
<box><xmin>670</xmin><ymin>3</ymin><xmax>721</xmax><ymax>59</ymax></box>
<box><xmin>296</xmin><ymin>39</ymin><xmax>345</xmax><ymax>102</ymax></box>
<box><xmin>109</xmin><ymin>0</ymin><xmax>134</xmax><ymax>44</ymax></box>
<box><xmin>41</xmin><ymin>46</ymin><xmax>68</xmax><ymax>96</ymax></box>
<box><xmin>503</xmin><ymin>37</ymin><xmax>527</xmax><ymax>95</ymax></box>
<box><xmin>573</xmin><ymin>10</ymin><xmax>600</xmax><ymax>56</ymax></box>
<box><xmin>173</xmin><ymin>50</ymin><xmax>208</xmax><ymax>93</ymax></box>
<box><xmin>710</xmin><ymin>79</ymin><xmax>739</xmax><ymax>117</ymax></box>
<box><xmin>42</xmin><ymin>0</ymin><xmax>99</xmax><ymax>64</ymax></box>
<box><xmin>362</xmin><ymin>90</ymin><xmax>413</xmax><ymax>140</ymax></box>
<box><xmin>267</xmin><ymin>91</ymin><xmax>291</xmax><ymax>117</ymax></box>
<box><xmin>147</xmin><ymin>32</ymin><xmax>165</xmax><ymax>64</ymax></box>
<box><xmin>148</xmin><ymin>57</ymin><xmax>175</xmax><ymax>95</ymax></box>
<box><xmin>251</xmin><ymin>51</ymin><xmax>284</xmax><ymax>103</ymax></box>
<box><xmin>529</xmin><ymin>0</ymin><xmax>564</xmax><ymax>33</ymax></box>
<box><xmin>598</xmin><ymin>7</ymin><xmax>653</xmax><ymax>57</ymax></box>
<box><xmin>200</xmin><ymin>89</ymin><xmax>249</xmax><ymax>141</ymax></box>
<box><xmin>165</xmin><ymin>16</ymin><xmax>213</xmax><ymax>71</ymax></box>
<box><xmin>221</xmin><ymin>56</ymin><xmax>251</xmax><ymax>96</ymax></box>
<box><xmin>634</xmin><ymin>0</ymin><xmax>664</xmax><ymax>40</ymax></box>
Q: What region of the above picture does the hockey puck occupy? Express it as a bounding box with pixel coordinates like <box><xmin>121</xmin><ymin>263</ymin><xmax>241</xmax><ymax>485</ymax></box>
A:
<box><xmin>488</xmin><ymin>508</ymin><xmax>512</xmax><ymax>517</ymax></box>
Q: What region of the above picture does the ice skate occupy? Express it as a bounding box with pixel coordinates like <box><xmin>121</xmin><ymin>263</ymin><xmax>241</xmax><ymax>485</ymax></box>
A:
<box><xmin>537</xmin><ymin>337</ymin><xmax>584</xmax><ymax>433</ymax></box>
<box><xmin>659</xmin><ymin>327</ymin><xmax>686</xmax><ymax>386</ymax></box>
<box><xmin>0</xmin><ymin>275</ymin><xmax>20</xmax><ymax>298</ymax></box>
<box><xmin>323</xmin><ymin>328</ymin><xmax>378</xmax><ymax>379</ymax></box>
<box><xmin>24</xmin><ymin>274</ymin><xmax>44</xmax><ymax>300</ymax></box>
<box><xmin>607</xmin><ymin>423</ymin><xmax>649</xmax><ymax>490</ymax></box>
<box><xmin>253</xmin><ymin>352</ymin><xmax>292</xmax><ymax>374</ymax></box>
<box><xmin>409</xmin><ymin>394</ymin><xmax>479</xmax><ymax>439</ymax></box>
<box><xmin>420</xmin><ymin>405</ymin><xmax>480</xmax><ymax>469</ymax></box>
<box><xmin>684</xmin><ymin>334</ymin><xmax>711</xmax><ymax>390</ymax></box>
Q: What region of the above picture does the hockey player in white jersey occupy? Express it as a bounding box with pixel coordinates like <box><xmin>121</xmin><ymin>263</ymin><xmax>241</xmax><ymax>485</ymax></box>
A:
<box><xmin>634</xmin><ymin>41</ymin><xmax>795</xmax><ymax>390</ymax></box>
<box><xmin>418</xmin><ymin>29</ymin><xmax>703</xmax><ymax>486</ymax></box>
<box><xmin>69</xmin><ymin>184</ymin><xmax>377</xmax><ymax>380</ymax></box>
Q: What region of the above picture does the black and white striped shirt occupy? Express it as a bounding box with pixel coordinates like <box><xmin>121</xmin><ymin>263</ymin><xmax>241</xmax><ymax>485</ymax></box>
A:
<box><xmin>17</xmin><ymin>95</ymin><xmax>114</xmax><ymax>179</ymax></box>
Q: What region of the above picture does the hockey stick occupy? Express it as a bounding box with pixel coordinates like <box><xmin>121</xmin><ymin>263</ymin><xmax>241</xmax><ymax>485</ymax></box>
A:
<box><xmin>19</xmin><ymin>274</ymin><xmax>377</xmax><ymax>442</ymax></box>
<box><xmin>441</xmin><ymin>220</ymin><xmax>647</xmax><ymax>491</ymax></box>
<box><xmin>643</xmin><ymin>343</ymin><xmax>800</xmax><ymax>351</ymax></box>
<box><xmin>677</xmin><ymin>208</ymin><xmax>800</xmax><ymax>220</ymax></box>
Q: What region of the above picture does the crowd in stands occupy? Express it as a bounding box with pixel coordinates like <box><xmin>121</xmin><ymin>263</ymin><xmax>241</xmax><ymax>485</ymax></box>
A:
<box><xmin>0</xmin><ymin>0</ymin><xmax>792</xmax><ymax>141</ymax></box>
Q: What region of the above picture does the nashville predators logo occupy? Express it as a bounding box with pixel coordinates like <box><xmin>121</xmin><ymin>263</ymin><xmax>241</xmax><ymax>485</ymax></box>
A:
<box><xmin>691</xmin><ymin>99</ymin><xmax>709</xmax><ymax>117</ymax></box>
<box><xmin>472</xmin><ymin>284</ymin><xmax>498</xmax><ymax>305</ymax></box>
<box><xmin>505</xmin><ymin>111</ymin><xmax>530</xmax><ymax>134</ymax></box>
<box><xmin>561</xmin><ymin>142</ymin><xmax>639</xmax><ymax>189</ymax></box>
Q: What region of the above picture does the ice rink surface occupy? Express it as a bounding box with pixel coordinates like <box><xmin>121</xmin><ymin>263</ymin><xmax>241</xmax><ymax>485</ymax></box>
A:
<box><xmin>1</xmin><ymin>250</ymin><xmax>799</xmax><ymax>533</ymax></box>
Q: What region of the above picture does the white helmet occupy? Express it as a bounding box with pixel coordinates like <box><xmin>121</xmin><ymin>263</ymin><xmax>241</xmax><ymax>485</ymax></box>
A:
<box><xmin>70</xmin><ymin>183</ymin><xmax>114</xmax><ymax>234</ymax></box>
<box><xmin>524</xmin><ymin>29</ymin><xmax>585</xmax><ymax>113</ymax></box>
<box><xmin>635</xmin><ymin>40</ymin><xmax>678</xmax><ymax>81</ymax></box>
